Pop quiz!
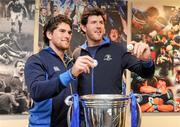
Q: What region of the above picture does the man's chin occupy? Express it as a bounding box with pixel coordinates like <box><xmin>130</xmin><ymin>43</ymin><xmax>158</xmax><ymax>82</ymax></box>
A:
<box><xmin>63</xmin><ymin>44</ymin><xmax>70</xmax><ymax>49</ymax></box>
<box><xmin>58</xmin><ymin>46</ymin><xmax>69</xmax><ymax>51</ymax></box>
<box><xmin>94</xmin><ymin>37</ymin><xmax>103</xmax><ymax>42</ymax></box>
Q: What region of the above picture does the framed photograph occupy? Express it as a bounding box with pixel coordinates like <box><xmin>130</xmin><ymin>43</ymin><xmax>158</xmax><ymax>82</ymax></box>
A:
<box><xmin>131</xmin><ymin>0</ymin><xmax>180</xmax><ymax>112</ymax></box>
<box><xmin>0</xmin><ymin>0</ymin><xmax>35</xmax><ymax>115</ymax></box>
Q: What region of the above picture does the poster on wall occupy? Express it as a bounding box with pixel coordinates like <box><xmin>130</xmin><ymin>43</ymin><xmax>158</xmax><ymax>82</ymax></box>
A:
<box><xmin>131</xmin><ymin>0</ymin><xmax>180</xmax><ymax>112</ymax></box>
<box><xmin>0</xmin><ymin>0</ymin><xmax>35</xmax><ymax>114</ymax></box>
<box><xmin>38</xmin><ymin>0</ymin><xmax>128</xmax><ymax>52</ymax></box>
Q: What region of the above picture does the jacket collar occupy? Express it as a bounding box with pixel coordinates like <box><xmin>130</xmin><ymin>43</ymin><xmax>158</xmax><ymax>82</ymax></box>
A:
<box><xmin>43</xmin><ymin>47</ymin><xmax>73</xmax><ymax>65</ymax></box>
<box><xmin>44</xmin><ymin>47</ymin><xmax>56</xmax><ymax>55</ymax></box>
<box><xmin>80</xmin><ymin>36</ymin><xmax>111</xmax><ymax>50</ymax></box>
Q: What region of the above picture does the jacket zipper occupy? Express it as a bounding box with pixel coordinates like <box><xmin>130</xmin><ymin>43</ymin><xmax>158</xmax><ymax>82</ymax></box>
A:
<box><xmin>62</xmin><ymin>59</ymin><xmax>73</xmax><ymax>95</ymax></box>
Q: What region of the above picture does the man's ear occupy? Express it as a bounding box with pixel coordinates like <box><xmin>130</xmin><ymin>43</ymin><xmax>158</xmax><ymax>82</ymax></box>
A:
<box><xmin>46</xmin><ymin>31</ymin><xmax>52</xmax><ymax>40</ymax></box>
<box><xmin>80</xmin><ymin>24</ymin><xmax>86</xmax><ymax>33</ymax></box>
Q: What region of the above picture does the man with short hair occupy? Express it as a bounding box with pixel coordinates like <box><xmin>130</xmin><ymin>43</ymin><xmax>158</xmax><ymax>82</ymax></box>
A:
<box><xmin>7</xmin><ymin>0</ymin><xmax>28</xmax><ymax>33</ymax></box>
<box><xmin>0</xmin><ymin>86</ymin><xmax>19</xmax><ymax>114</ymax></box>
<box><xmin>72</xmin><ymin>7</ymin><xmax>155</xmax><ymax>95</ymax></box>
<box><xmin>24</xmin><ymin>14</ymin><xmax>95</xmax><ymax>127</ymax></box>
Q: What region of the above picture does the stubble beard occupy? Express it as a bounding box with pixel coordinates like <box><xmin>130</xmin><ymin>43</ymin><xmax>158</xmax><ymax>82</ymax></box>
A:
<box><xmin>88</xmin><ymin>33</ymin><xmax>103</xmax><ymax>44</ymax></box>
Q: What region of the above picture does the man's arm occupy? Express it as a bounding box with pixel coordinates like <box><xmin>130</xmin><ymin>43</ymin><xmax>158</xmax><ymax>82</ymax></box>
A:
<box><xmin>124</xmin><ymin>41</ymin><xmax>155</xmax><ymax>79</ymax></box>
<box><xmin>8</xmin><ymin>93</ymin><xmax>19</xmax><ymax>107</ymax></box>
<box><xmin>6</xmin><ymin>1</ymin><xmax>13</xmax><ymax>18</ymax></box>
<box><xmin>24</xmin><ymin>55</ymin><xmax>67</xmax><ymax>102</ymax></box>
<box><xmin>21</xmin><ymin>4</ymin><xmax>29</xmax><ymax>19</ymax></box>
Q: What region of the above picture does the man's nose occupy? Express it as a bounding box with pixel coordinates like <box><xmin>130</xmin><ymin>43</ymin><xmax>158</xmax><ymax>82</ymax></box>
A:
<box><xmin>65</xmin><ymin>32</ymin><xmax>71</xmax><ymax>38</ymax></box>
<box><xmin>96</xmin><ymin>22</ymin><xmax>103</xmax><ymax>27</ymax></box>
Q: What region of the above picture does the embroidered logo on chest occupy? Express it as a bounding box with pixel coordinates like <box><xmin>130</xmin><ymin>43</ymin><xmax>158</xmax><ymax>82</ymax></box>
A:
<box><xmin>53</xmin><ymin>66</ymin><xmax>60</xmax><ymax>72</ymax></box>
<box><xmin>103</xmin><ymin>54</ymin><xmax>112</xmax><ymax>61</ymax></box>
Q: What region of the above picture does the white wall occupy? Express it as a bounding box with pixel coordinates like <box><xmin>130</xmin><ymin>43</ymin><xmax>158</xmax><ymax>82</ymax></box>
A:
<box><xmin>0</xmin><ymin>115</ymin><xmax>28</xmax><ymax>127</ymax></box>
<box><xmin>141</xmin><ymin>113</ymin><xmax>180</xmax><ymax>127</ymax></box>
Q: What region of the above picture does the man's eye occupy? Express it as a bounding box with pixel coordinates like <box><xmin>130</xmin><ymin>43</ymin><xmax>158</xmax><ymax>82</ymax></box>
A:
<box><xmin>92</xmin><ymin>21</ymin><xmax>96</xmax><ymax>24</ymax></box>
<box><xmin>59</xmin><ymin>29</ymin><xmax>66</xmax><ymax>33</ymax></box>
<box><xmin>68</xmin><ymin>31</ymin><xmax>72</xmax><ymax>35</ymax></box>
<box><xmin>100</xmin><ymin>21</ymin><xmax>104</xmax><ymax>24</ymax></box>
<box><xmin>59</xmin><ymin>29</ymin><xmax>72</xmax><ymax>35</ymax></box>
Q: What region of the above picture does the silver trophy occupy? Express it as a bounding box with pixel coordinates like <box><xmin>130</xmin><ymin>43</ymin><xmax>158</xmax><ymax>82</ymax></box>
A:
<box><xmin>65</xmin><ymin>94</ymin><xmax>141</xmax><ymax>127</ymax></box>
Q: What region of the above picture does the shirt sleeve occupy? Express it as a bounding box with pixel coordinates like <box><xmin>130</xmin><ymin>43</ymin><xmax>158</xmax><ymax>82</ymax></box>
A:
<box><xmin>142</xmin><ymin>60</ymin><xmax>154</xmax><ymax>68</ymax></box>
<box><xmin>59</xmin><ymin>69</ymin><xmax>76</xmax><ymax>87</ymax></box>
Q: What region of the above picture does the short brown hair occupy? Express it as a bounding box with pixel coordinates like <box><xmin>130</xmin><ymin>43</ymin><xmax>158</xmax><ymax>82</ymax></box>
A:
<box><xmin>145</xmin><ymin>6</ymin><xmax>159</xmax><ymax>17</ymax></box>
<box><xmin>81</xmin><ymin>7</ymin><xmax>106</xmax><ymax>33</ymax></box>
<box><xmin>43</xmin><ymin>14</ymin><xmax>72</xmax><ymax>46</ymax></box>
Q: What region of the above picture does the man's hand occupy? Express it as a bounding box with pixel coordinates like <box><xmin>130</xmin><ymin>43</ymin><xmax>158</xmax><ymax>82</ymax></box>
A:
<box><xmin>71</xmin><ymin>55</ymin><xmax>95</xmax><ymax>77</ymax></box>
<box><xmin>128</xmin><ymin>41</ymin><xmax>151</xmax><ymax>61</ymax></box>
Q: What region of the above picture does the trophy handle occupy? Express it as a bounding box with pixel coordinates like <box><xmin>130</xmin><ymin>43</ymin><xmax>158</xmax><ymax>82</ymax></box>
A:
<box><xmin>134</xmin><ymin>94</ymin><xmax>142</xmax><ymax>127</ymax></box>
<box><xmin>137</xmin><ymin>102</ymin><xmax>142</xmax><ymax>127</ymax></box>
<box><xmin>65</xmin><ymin>95</ymin><xmax>73</xmax><ymax>127</ymax></box>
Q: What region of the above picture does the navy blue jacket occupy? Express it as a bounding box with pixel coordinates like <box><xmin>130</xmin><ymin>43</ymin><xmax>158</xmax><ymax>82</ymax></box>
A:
<box><xmin>78</xmin><ymin>37</ymin><xmax>155</xmax><ymax>95</ymax></box>
<box><xmin>24</xmin><ymin>48</ymin><xmax>77</xmax><ymax>127</ymax></box>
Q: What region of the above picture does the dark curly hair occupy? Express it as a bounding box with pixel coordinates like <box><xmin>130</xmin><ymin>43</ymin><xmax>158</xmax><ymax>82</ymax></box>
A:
<box><xmin>80</xmin><ymin>7</ymin><xmax>106</xmax><ymax>34</ymax></box>
<box><xmin>43</xmin><ymin>14</ymin><xmax>72</xmax><ymax>46</ymax></box>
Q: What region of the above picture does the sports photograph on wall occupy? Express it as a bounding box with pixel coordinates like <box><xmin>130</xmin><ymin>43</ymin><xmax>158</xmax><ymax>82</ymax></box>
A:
<box><xmin>38</xmin><ymin>0</ymin><xmax>128</xmax><ymax>52</ymax></box>
<box><xmin>0</xmin><ymin>0</ymin><xmax>35</xmax><ymax>115</ymax></box>
<box><xmin>130</xmin><ymin>0</ymin><xmax>180</xmax><ymax>112</ymax></box>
